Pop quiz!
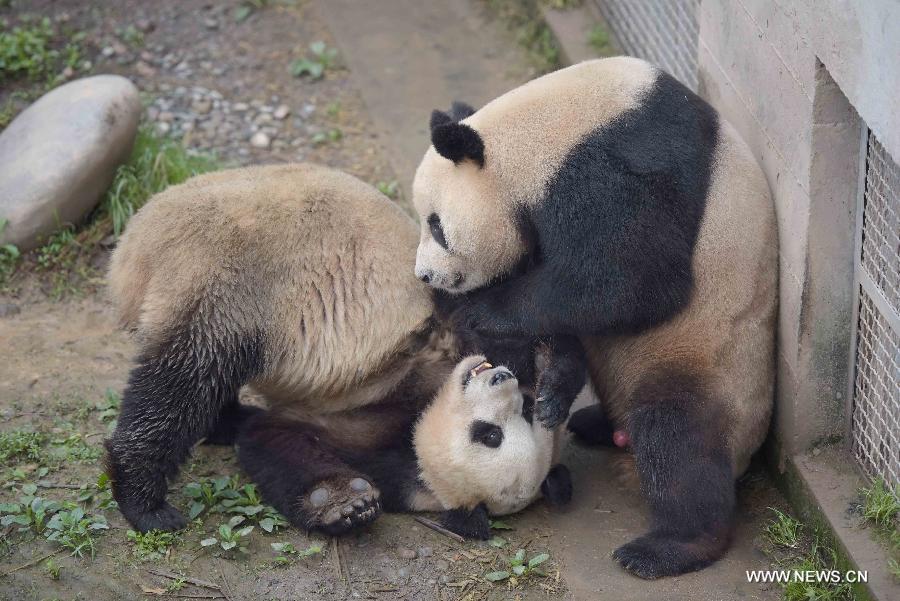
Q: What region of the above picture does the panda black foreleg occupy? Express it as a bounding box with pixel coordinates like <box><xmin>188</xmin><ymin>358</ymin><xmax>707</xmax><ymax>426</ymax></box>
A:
<box><xmin>104</xmin><ymin>328</ymin><xmax>263</xmax><ymax>533</ymax></box>
<box><xmin>203</xmin><ymin>402</ymin><xmax>264</xmax><ymax>446</ymax></box>
<box><xmin>613</xmin><ymin>378</ymin><xmax>734</xmax><ymax>579</ymax></box>
<box><xmin>535</xmin><ymin>335</ymin><xmax>586</xmax><ymax>428</ymax></box>
<box><xmin>236</xmin><ymin>412</ymin><xmax>381</xmax><ymax>536</ymax></box>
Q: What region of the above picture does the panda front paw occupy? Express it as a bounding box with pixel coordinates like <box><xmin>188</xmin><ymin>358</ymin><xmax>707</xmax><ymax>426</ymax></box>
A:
<box><xmin>535</xmin><ymin>394</ymin><xmax>570</xmax><ymax>428</ymax></box>
<box><xmin>439</xmin><ymin>503</ymin><xmax>491</xmax><ymax>540</ymax></box>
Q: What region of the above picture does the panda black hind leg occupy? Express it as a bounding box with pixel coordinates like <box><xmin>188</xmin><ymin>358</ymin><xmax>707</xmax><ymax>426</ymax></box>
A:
<box><xmin>104</xmin><ymin>323</ymin><xmax>264</xmax><ymax>533</ymax></box>
<box><xmin>236</xmin><ymin>412</ymin><xmax>381</xmax><ymax>535</ymax></box>
<box><xmin>613</xmin><ymin>371</ymin><xmax>734</xmax><ymax>579</ymax></box>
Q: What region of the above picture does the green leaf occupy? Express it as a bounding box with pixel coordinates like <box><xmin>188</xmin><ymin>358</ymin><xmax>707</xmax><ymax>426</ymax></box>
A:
<box><xmin>234</xmin><ymin>5</ymin><xmax>253</xmax><ymax>21</ymax></box>
<box><xmin>189</xmin><ymin>501</ymin><xmax>205</xmax><ymax>519</ymax></box>
<box><xmin>235</xmin><ymin>526</ymin><xmax>254</xmax><ymax>537</ymax></box>
<box><xmin>227</xmin><ymin>515</ymin><xmax>245</xmax><ymax>527</ymax></box>
<box><xmin>270</xmin><ymin>542</ymin><xmax>289</xmax><ymax>552</ymax></box>
<box><xmin>22</xmin><ymin>483</ymin><xmax>37</xmax><ymax>495</ymax></box>
<box><xmin>309</xmin><ymin>41</ymin><xmax>326</xmax><ymax>55</ymax></box>
<box><xmin>512</xmin><ymin>564</ymin><xmax>526</xmax><ymax>576</ymax></box>
<box><xmin>200</xmin><ymin>537</ymin><xmax>217</xmax><ymax>547</ymax></box>
<box><xmin>221</xmin><ymin>540</ymin><xmax>236</xmax><ymax>551</ymax></box>
<box><xmin>489</xmin><ymin>520</ymin><xmax>513</xmax><ymax>530</ymax></box>
<box><xmin>0</xmin><ymin>502</ymin><xmax>20</xmax><ymax>512</ymax></box>
<box><xmin>528</xmin><ymin>553</ymin><xmax>549</xmax><ymax>568</ymax></box>
<box><xmin>488</xmin><ymin>536</ymin><xmax>507</xmax><ymax>548</ymax></box>
<box><xmin>218</xmin><ymin>524</ymin><xmax>231</xmax><ymax>538</ymax></box>
<box><xmin>484</xmin><ymin>571</ymin><xmax>510</xmax><ymax>582</ymax></box>
<box><xmin>259</xmin><ymin>518</ymin><xmax>275</xmax><ymax>533</ymax></box>
<box><xmin>514</xmin><ymin>549</ymin><xmax>526</xmax><ymax>563</ymax></box>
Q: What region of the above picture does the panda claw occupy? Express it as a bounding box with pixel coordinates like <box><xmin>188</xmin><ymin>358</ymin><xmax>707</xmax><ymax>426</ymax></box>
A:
<box><xmin>303</xmin><ymin>476</ymin><xmax>382</xmax><ymax>535</ymax></box>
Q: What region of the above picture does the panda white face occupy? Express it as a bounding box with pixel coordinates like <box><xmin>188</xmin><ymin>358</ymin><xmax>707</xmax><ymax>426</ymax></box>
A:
<box><xmin>412</xmin><ymin>147</ymin><xmax>525</xmax><ymax>294</ymax></box>
<box><xmin>414</xmin><ymin>355</ymin><xmax>557</xmax><ymax>515</ymax></box>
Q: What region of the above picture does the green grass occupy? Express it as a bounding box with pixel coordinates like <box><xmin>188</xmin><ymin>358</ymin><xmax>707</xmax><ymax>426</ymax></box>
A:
<box><xmin>0</xmin><ymin>16</ymin><xmax>85</xmax><ymax>83</ymax></box>
<box><xmin>290</xmin><ymin>41</ymin><xmax>339</xmax><ymax>80</ymax></box>
<box><xmin>765</xmin><ymin>507</ymin><xmax>803</xmax><ymax>549</ymax></box>
<box><xmin>483</xmin><ymin>0</ymin><xmax>560</xmax><ymax>73</ymax></box>
<box><xmin>102</xmin><ymin>125</ymin><xmax>221</xmax><ymax>236</ymax></box>
<box><xmin>127</xmin><ymin>528</ymin><xmax>179</xmax><ymax>560</ymax></box>
<box><xmin>762</xmin><ymin>507</ymin><xmax>854</xmax><ymax>600</ymax></box>
<box><xmin>0</xmin><ymin>428</ymin><xmax>47</xmax><ymax>463</ymax></box>
<box><xmin>858</xmin><ymin>479</ymin><xmax>900</xmax><ymax>581</ymax></box>
<box><xmin>588</xmin><ymin>24</ymin><xmax>614</xmax><ymax>56</ymax></box>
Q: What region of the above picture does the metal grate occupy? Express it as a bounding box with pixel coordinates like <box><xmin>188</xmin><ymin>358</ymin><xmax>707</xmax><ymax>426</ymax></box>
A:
<box><xmin>860</xmin><ymin>134</ymin><xmax>900</xmax><ymax>314</ymax></box>
<box><xmin>851</xmin><ymin>131</ymin><xmax>900</xmax><ymax>496</ymax></box>
<box><xmin>591</xmin><ymin>0</ymin><xmax>700</xmax><ymax>90</ymax></box>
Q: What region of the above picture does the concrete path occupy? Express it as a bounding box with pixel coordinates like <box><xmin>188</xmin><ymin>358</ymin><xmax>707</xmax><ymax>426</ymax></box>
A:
<box><xmin>317</xmin><ymin>0</ymin><xmax>528</xmax><ymax>199</ymax></box>
<box><xmin>313</xmin><ymin>1</ymin><xmax>784</xmax><ymax>599</ymax></box>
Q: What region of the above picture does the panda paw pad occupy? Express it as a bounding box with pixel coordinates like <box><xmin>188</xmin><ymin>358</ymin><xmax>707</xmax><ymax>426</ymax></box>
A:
<box><xmin>303</xmin><ymin>477</ymin><xmax>381</xmax><ymax>535</ymax></box>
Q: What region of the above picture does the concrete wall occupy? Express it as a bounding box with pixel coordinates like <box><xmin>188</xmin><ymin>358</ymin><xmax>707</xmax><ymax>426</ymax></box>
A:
<box><xmin>696</xmin><ymin>0</ymin><xmax>900</xmax><ymax>461</ymax></box>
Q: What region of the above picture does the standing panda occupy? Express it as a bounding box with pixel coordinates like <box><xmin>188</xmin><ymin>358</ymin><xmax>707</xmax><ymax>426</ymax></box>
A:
<box><xmin>411</xmin><ymin>57</ymin><xmax>778</xmax><ymax>578</ymax></box>
<box><xmin>104</xmin><ymin>163</ymin><xmax>577</xmax><ymax>536</ymax></box>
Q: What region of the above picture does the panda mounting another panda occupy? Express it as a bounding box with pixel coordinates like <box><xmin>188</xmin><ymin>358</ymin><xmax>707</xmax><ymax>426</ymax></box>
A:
<box><xmin>413</xmin><ymin>57</ymin><xmax>777</xmax><ymax>578</ymax></box>
<box><xmin>104</xmin><ymin>164</ymin><xmax>576</xmax><ymax>540</ymax></box>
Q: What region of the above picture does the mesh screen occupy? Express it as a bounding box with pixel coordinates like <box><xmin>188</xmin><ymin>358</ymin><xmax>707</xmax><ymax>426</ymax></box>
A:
<box><xmin>590</xmin><ymin>0</ymin><xmax>700</xmax><ymax>90</ymax></box>
<box><xmin>852</xmin><ymin>131</ymin><xmax>900</xmax><ymax>496</ymax></box>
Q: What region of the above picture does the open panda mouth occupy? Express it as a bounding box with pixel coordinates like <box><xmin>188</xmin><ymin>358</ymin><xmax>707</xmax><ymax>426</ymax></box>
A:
<box><xmin>470</xmin><ymin>361</ymin><xmax>493</xmax><ymax>379</ymax></box>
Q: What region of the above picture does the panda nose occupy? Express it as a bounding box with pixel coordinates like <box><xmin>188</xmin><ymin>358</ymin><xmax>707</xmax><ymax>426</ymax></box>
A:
<box><xmin>418</xmin><ymin>270</ymin><xmax>432</xmax><ymax>284</ymax></box>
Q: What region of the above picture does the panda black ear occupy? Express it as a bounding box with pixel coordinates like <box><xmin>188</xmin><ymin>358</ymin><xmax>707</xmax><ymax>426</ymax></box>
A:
<box><xmin>450</xmin><ymin>101</ymin><xmax>476</xmax><ymax>121</ymax></box>
<box><xmin>430</xmin><ymin>109</ymin><xmax>453</xmax><ymax>131</ymax></box>
<box><xmin>431</xmin><ymin>122</ymin><xmax>485</xmax><ymax>168</ymax></box>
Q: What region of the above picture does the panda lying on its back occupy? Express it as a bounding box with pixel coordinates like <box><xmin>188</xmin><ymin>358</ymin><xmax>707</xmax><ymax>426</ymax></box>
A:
<box><xmin>238</xmin><ymin>354</ymin><xmax>570</xmax><ymax>539</ymax></box>
<box><xmin>412</xmin><ymin>58</ymin><xmax>777</xmax><ymax>577</ymax></box>
<box><xmin>104</xmin><ymin>163</ymin><xmax>576</xmax><ymax>537</ymax></box>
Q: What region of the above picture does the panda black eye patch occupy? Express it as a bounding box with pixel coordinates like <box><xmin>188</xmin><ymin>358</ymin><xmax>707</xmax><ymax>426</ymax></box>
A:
<box><xmin>470</xmin><ymin>420</ymin><xmax>503</xmax><ymax>448</ymax></box>
<box><xmin>427</xmin><ymin>213</ymin><xmax>448</xmax><ymax>249</ymax></box>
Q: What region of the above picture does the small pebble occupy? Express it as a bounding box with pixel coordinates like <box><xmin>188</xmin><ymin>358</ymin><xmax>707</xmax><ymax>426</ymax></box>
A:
<box><xmin>434</xmin><ymin>559</ymin><xmax>449</xmax><ymax>571</ymax></box>
<box><xmin>397</xmin><ymin>547</ymin><xmax>417</xmax><ymax>560</ymax></box>
<box><xmin>101</xmin><ymin>46</ymin><xmax>116</xmax><ymax>57</ymax></box>
<box><xmin>204</xmin><ymin>18</ymin><xmax>219</xmax><ymax>29</ymax></box>
<box><xmin>397</xmin><ymin>567</ymin><xmax>410</xmax><ymax>578</ymax></box>
<box><xmin>273</xmin><ymin>104</ymin><xmax>291</xmax><ymax>120</ymax></box>
<box><xmin>417</xmin><ymin>546</ymin><xmax>433</xmax><ymax>558</ymax></box>
<box><xmin>250</xmin><ymin>132</ymin><xmax>271</xmax><ymax>148</ymax></box>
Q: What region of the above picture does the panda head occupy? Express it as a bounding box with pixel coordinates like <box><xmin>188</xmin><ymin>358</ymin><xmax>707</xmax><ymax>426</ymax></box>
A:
<box><xmin>414</xmin><ymin>355</ymin><xmax>552</xmax><ymax>515</ymax></box>
<box><xmin>412</xmin><ymin>102</ymin><xmax>526</xmax><ymax>294</ymax></box>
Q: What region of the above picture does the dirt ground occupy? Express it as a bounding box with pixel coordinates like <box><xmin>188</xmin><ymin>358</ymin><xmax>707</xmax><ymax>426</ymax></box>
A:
<box><xmin>1</xmin><ymin>1</ymin><xmax>788</xmax><ymax>600</ymax></box>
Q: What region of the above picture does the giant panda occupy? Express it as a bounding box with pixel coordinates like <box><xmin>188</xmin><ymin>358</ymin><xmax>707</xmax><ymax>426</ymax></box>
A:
<box><xmin>104</xmin><ymin>163</ymin><xmax>577</xmax><ymax>536</ymax></box>
<box><xmin>410</xmin><ymin>57</ymin><xmax>778</xmax><ymax>578</ymax></box>
<box><xmin>237</xmin><ymin>354</ymin><xmax>571</xmax><ymax>539</ymax></box>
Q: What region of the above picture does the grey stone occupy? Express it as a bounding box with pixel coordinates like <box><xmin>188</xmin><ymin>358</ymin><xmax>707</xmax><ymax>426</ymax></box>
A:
<box><xmin>397</xmin><ymin>547</ymin><xmax>416</xmax><ymax>560</ymax></box>
<box><xmin>0</xmin><ymin>75</ymin><xmax>141</xmax><ymax>251</ymax></box>
<box><xmin>0</xmin><ymin>303</ymin><xmax>21</xmax><ymax>318</ymax></box>
<box><xmin>417</xmin><ymin>546</ymin><xmax>433</xmax><ymax>558</ymax></box>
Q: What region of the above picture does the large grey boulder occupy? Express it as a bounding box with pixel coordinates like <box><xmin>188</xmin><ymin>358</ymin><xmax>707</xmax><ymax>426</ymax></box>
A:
<box><xmin>0</xmin><ymin>75</ymin><xmax>141</xmax><ymax>251</ymax></box>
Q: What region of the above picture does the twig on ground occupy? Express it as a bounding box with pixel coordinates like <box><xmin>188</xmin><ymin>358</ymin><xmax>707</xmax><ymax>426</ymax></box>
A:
<box><xmin>0</xmin><ymin>550</ymin><xmax>63</xmax><ymax>578</ymax></box>
<box><xmin>413</xmin><ymin>516</ymin><xmax>465</xmax><ymax>543</ymax></box>
<box><xmin>146</xmin><ymin>568</ymin><xmax>221</xmax><ymax>591</ymax></box>
<box><xmin>331</xmin><ymin>536</ymin><xmax>348</xmax><ymax>582</ymax></box>
<box><xmin>37</xmin><ymin>482</ymin><xmax>85</xmax><ymax>490</ymax></box>
<box><xmin>217</xmin><ymin>565</ymin><xmax>236</xmax><ymax>601</ymax></box>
